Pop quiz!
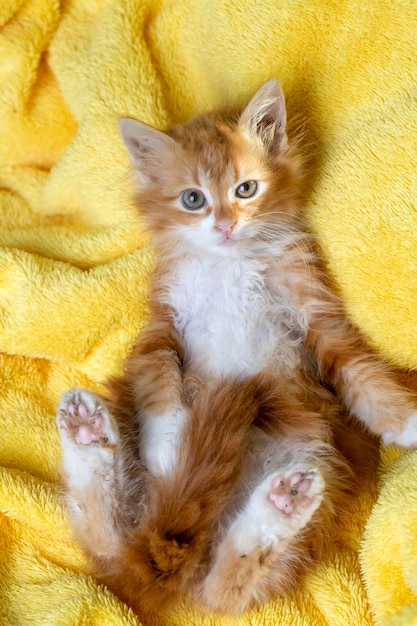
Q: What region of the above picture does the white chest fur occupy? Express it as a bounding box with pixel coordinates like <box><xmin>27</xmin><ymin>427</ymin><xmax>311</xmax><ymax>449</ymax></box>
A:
<box><xmin>164</xmin><ymin>254</ymin><xmax>305</xmax><ymax>379</ymax></box>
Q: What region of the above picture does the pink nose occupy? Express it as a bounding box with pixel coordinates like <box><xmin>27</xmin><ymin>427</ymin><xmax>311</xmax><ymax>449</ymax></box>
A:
<box><xmin>215</xmin><ymin>221</ymin><xmax>236</xmax><ymax>236</ymax></box>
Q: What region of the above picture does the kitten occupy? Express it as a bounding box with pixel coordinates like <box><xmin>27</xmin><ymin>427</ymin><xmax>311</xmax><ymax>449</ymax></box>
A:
<box><xmin>56</xmin><ymin>79</ymin><xmax>417</xmax><ymax>617</ymax></box>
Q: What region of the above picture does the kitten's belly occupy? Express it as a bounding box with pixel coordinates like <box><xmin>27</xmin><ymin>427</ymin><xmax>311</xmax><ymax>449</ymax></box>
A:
<box><xmin>167</xmin><ymin>257</ymin><xmax>304</xmax><ymax>380</ymax></box>
<box><xmin>183</xmin><ymin>316</ymin><xmax>302</xmax><ymax>379</ymax></box>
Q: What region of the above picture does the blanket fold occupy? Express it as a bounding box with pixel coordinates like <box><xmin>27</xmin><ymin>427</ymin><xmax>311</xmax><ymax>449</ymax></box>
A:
<box><xmin>1</xmin><ymin>0</ymin><xmax>417</xmax><ymax>624</ymax></box>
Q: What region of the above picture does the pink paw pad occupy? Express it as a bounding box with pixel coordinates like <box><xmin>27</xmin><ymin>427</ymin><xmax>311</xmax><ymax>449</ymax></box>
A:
<box><xmin>58</xmin><ymin>393</ymin><xmax>110</xmax><ymax>446</ymax></box>
<box><xmin>268</xmin><ymin>471</ymin><xmax>316</xmax><ymax>515</ymax></box>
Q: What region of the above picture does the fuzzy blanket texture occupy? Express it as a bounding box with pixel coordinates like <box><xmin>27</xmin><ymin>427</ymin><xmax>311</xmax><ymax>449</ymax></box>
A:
<box><xmin>1</xmin><ymin>1</ymin><xmax>417</xmax><ymax>625</ymax></box>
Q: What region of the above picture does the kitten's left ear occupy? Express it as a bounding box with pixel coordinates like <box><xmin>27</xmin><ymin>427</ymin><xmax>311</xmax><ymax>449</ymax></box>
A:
<box><xmin>238</xmin><ymin>79</ymin><xmax>287</xmax><ymax>155</ymax></box>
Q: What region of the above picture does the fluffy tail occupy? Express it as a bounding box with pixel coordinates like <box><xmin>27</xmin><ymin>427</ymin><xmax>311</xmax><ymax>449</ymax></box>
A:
<box><xmin>122</xmin><ymin>377</ymin><xmax>262</xmax><ymax>611</ymax></box>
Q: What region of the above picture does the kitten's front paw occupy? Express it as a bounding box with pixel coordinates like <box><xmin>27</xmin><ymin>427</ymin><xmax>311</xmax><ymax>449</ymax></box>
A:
<box><xmin>57</xmin><ymin>388</ymin><xmax>119</xmax><ymax>447</ymax></box>
<box><xmin>381</xmin><ymin>411</ymin><xmax>417</xmax><ymax>449</ymax></box>
<box><xmin>141</xmin><ymin>407</ymin><xmax>188</xmax><ymax>476</ymax></box>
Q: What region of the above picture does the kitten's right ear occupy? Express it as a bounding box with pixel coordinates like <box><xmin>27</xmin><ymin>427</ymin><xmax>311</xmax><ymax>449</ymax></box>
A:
<box><xmin>119</xmin><ymin>118</ymin><xmax>176</xmax><ymax>182</ymax></box>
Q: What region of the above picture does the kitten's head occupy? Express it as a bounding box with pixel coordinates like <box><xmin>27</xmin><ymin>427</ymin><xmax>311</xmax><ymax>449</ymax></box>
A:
<box><xmin>120</xmin><ymin>80</ymin><xmax>303</xmax><ymax>257</ymax></box>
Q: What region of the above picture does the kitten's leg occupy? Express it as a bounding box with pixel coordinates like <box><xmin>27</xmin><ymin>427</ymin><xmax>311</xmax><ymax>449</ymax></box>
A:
<box><xmin>284</xmin><ymin>263</ymin><xmax>417</xmax><ymax>447</ymax></box>
<box><xmin>119</xmin><ymin>304</ymin><xmax>188</xmax><ymax>476</ymax></box>
<box><xmin>56</xmin><ymin>388</ymin><xmax>125</xmax><ymax>559</ymax></box>
<box><xmin>202</xmin><ymin>463</ymin><xmax>325</xmax><ymax>614</ymax></box>
<box><xmin>335</xmin><ymin>357</ymin><xmax>417</xmax><ymax>448</ymax></box>
<box><xmin>316</xmin><ymin>332</ymin><xmax>417</xmax><ymax>448</ymax></box>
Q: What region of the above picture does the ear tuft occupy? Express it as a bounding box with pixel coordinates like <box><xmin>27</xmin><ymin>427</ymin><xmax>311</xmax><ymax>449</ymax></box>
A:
<box><xmin>238</xmin><ymin>79</ymin><xmax>287</xmax><ymax>156</ymax></box>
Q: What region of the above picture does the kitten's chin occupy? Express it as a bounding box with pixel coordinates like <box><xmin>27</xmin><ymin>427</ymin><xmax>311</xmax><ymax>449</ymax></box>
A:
<box><xmin>187</xmin><ymin>240</ymin><xmax>242</xmax><ymax>258</ymax></box>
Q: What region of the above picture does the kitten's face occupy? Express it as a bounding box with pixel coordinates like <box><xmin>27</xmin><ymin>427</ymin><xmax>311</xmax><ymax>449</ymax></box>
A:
<box><xmin>120</xmin><ymin>80</ymin><xmax>302</xmax><ymax>257</ymax></box>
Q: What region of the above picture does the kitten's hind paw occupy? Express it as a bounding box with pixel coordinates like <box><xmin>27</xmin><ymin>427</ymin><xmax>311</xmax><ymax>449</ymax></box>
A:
<box><xmin>258</xmin><ymin>466</ymin><xmax>324</xmax><ymax>537</ymax></box>
<box><xmin>236</xmin><ymin>465</ymin><xmax>325</xmax><ymax>552</ymax></box>
<box><xmin>57</xmin><ymin>388</ymin><xmax>118</xmax><ymax>447</ymax></box>
<box><xmin>268</xmin><ymin>468</ymin><xmax>322</xmax><ymax>516</ymax></box>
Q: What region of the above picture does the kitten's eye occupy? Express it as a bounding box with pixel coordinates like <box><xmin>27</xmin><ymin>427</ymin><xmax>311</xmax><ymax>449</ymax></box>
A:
<box><xmin>181</xmin><ymin>189</ymin><xmax>206</xmax><ymax>210</ymax></box>
<box><xmin>236</xmin><ymin>180</ymin><xmax>258</xmax><ymax>198</ymax></box>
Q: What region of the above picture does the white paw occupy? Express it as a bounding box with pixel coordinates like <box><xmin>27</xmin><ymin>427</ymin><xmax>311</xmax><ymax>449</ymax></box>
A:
<box><xmin>57</xmin><ymin>388</ymin><xmax>118</xmax><ymax>446</ymax></box>
<box><xmin>381</xmin><ymin>411</ymin><xmax>417</xmax><ymax>448</ymax></box>
<box><xmin>268</xmin><ymin>467</ymin><xmax>324</xmax><ymax>517</ymax></box>
<box><xmin>57</xmin><ymin>389</ymin><xmax>119</xmax><ymax>489</ymax></box>
<box><xmin>234</xmin><ymin>465</ymin><xmax>324</xmax><ymax>552</ymax></box>
<box><xmin>140</xmin><ymin>407</ymin><xmax>187</xmax><ymax>475</ymax></box>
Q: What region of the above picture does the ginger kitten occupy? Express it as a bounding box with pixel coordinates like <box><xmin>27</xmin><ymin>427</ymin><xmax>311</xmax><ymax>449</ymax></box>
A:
<box><xmin>56</xmin><ymin>79</ymin><xmax>417</xmax><ymax>617</ymax></box>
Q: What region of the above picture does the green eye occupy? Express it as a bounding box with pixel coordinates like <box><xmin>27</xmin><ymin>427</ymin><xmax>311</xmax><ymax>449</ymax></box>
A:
<box><xmin>181</xmin><ymin>189</ymin><xmax>206</xmax><ymax>210</ymax></box>
<box><xmin>236</xmin><ymin>180</ymin><xmax>258</xmax><ymax>199</ymax></box>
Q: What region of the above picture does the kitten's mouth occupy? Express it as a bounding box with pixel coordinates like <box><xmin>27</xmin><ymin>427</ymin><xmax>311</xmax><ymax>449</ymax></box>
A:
<box><xmin>219</xmin><ymin>236</ymin><xmax>238</xmax><ymax>247</ymax></box>
<box><xmin>217</xmin><ymin>232</ymin><xmax>240</xmax><ymax>246</ymax></box>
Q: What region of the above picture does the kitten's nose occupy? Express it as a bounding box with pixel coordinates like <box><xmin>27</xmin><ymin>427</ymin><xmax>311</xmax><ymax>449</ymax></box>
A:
<box><xmin>215</xmin><ymin>220</ymin><xmax>236</xmax><ymax>236</ymax></box>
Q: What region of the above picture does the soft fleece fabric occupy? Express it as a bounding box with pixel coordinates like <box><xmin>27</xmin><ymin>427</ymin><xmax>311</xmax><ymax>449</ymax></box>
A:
<box><xmin>1</xmin><ymin>1</ymin><xmax>417</xmax><ymax>624</ymax></box>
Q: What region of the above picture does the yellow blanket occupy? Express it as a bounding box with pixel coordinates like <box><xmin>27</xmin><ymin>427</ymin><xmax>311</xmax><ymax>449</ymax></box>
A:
<box><xmin>1</xmin><ymin>1</ymin><xmax>417</xmax><ymax>624</ymax></box>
